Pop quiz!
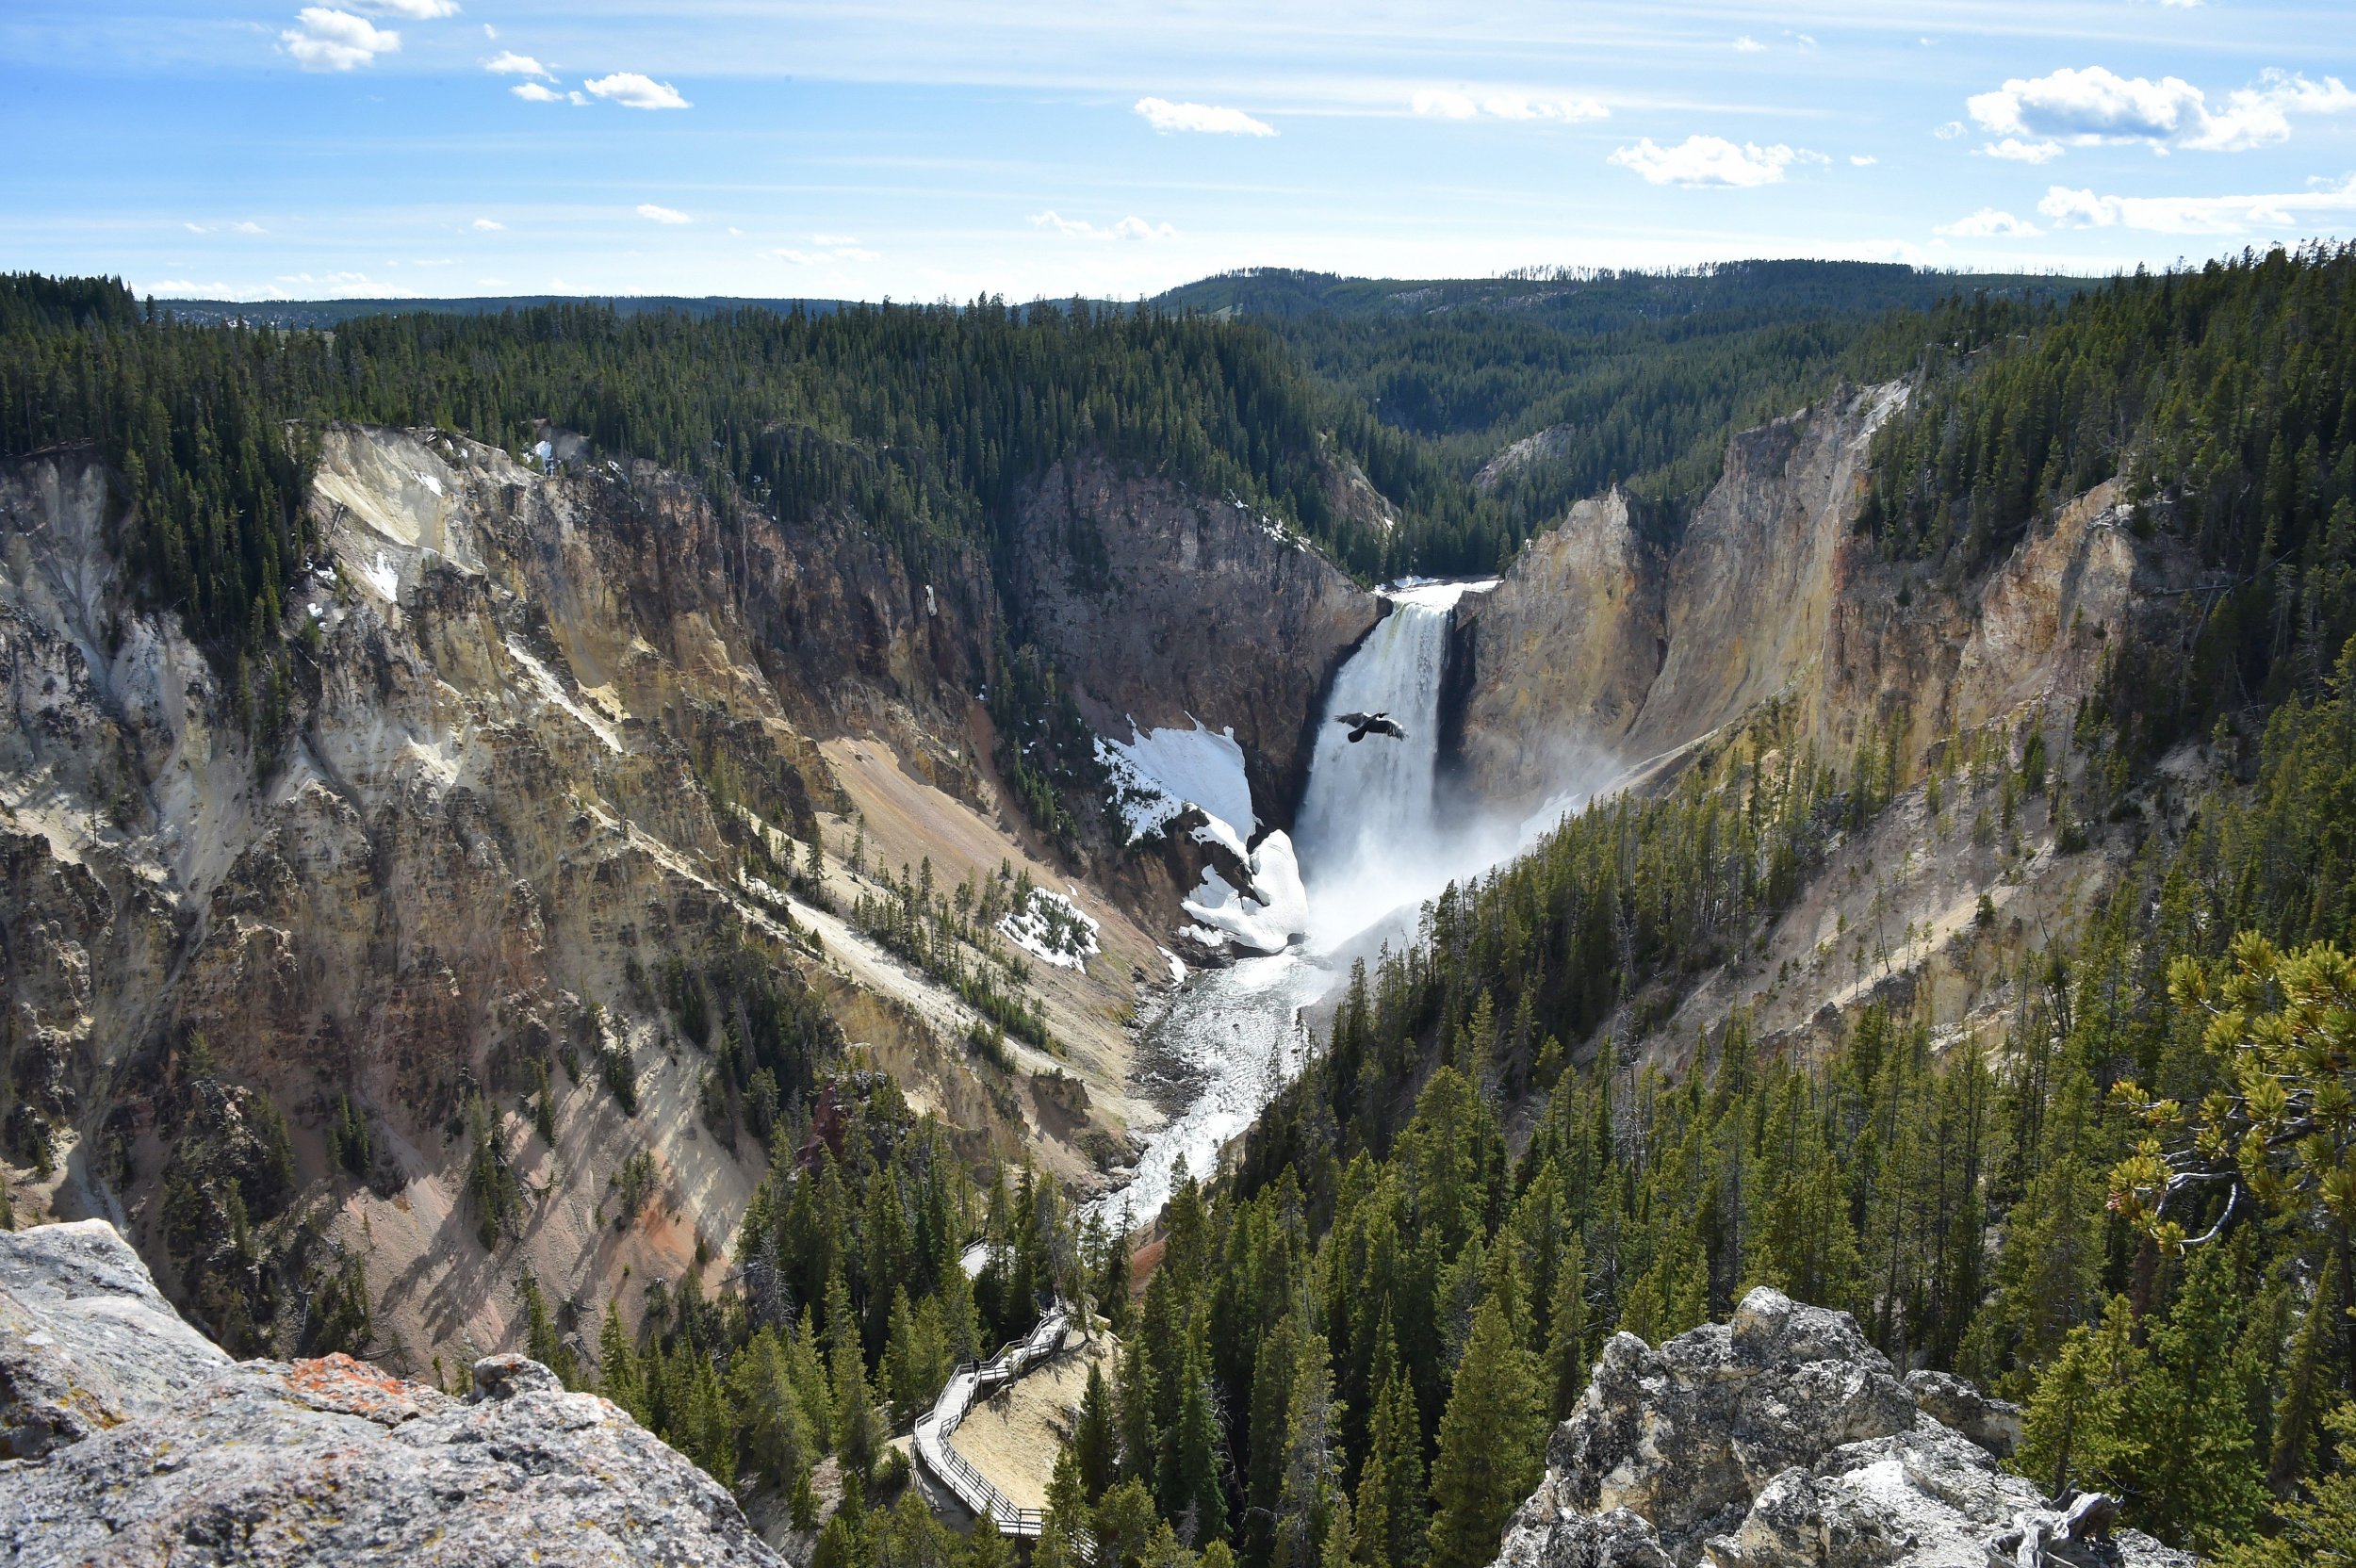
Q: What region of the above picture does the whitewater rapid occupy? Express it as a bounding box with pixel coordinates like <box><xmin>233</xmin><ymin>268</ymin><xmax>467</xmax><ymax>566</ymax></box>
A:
<box><xmin>1083</xmin><ymin>579</ymin><xmax>1498</xmax><ymax>1233</ymax></box>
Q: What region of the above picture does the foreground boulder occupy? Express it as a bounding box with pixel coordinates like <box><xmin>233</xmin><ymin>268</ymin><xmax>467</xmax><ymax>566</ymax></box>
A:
<box><xmin>0</xmin><ymin>1220</ymin><xmax>780</xmax><ymax>1566</ymax></box>
<box><xmin>1493</xmin><ymin>1287</ymin><xmax>2192</xmax><ymax>1568</ymax></box>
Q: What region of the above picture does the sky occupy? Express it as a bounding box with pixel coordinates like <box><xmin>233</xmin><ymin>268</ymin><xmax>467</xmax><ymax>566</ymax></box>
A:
<box><xmin>5</xmin><ymin>0</ymin><xmax>2355</xmax><ymax>302</ymax></box>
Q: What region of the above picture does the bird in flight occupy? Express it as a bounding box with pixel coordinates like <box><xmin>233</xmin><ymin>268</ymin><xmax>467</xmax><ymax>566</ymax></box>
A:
<box><xmin>1337</xmin><ymin>711</ymin><xmax>1407</xmax><ymax>743</ymax></box>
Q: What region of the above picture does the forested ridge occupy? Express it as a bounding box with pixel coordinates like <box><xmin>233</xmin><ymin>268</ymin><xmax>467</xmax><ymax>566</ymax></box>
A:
<box><xmin>1159</xmin><ymin>259</ymin><xmax>2093</xmax><ymax>555</ymax></box>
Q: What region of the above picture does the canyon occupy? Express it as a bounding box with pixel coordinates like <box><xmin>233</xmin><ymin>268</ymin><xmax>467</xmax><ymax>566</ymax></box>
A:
<box><xmin>4</xmin><ymin>371</ymin><xmax>2193</xmax><ymax>1453</ymax></box>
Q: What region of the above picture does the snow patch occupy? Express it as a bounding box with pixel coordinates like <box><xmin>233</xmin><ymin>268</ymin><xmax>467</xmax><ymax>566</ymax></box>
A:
<box><xmin>357</xmin><ymin>551</ymin><xmax>400</xmax><ymax>601</ymax></box>
<box><xmin>414</xmin><ymin>470</ymin><xmax>443</xmax><ymax>497</ymax></box>
<box><xmin>1157</xmin><ymin>946</ymin><xmax>1188</xmax><ymax>984</ymax></box>
<box><xmin>998</xmin><ymin>888</ymin><xmax>1101</xmax><ymax>971</ymax></box>
<box><xmin>1096</xmin><ymin>718</ymin><xmax>1256</xmax><ymax>846</ymax></box>
<box><xmin>1183</xmin><ymin>830</ymin><xmax>1308</xmax><ymax>955</ymax></box>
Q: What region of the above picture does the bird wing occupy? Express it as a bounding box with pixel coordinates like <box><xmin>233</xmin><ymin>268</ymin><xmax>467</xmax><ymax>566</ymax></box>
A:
<box><xmin>1336</xmin><ymin>712</ymin><xmax>1371</xmax><ymax>727</ymax></box>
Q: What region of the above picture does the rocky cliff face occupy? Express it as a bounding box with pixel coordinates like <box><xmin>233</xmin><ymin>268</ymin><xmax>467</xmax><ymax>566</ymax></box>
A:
<box><xmin>1458</xmin><ymin>383</ymin><xmax>2183</xmax><ymax>807</ymax></box>
<box><xmin>0</xmin><ymin>425</ymin><xmax>1186</xmax><ymax>1375</ymax></box>
<box><xmin>1007</xmin><ymin>453</ymin><xmax>1381</xmax><ymax>819</ymax></box>
<box><xmin>1450</xmin><ymin>384</ymin><xmax>2201</xmax><ymax>1069</ymax></box>
<box><xmin>1492</xmin><ymin>1287</ymin><xmax>2191</xmax><ymax>1568</ymax></box>
<box><xmin>1448</xmin><ymin>487</ymin><xmax>1665</xmax><ymax>808</ymax></box>
<box><xmin>2</xmin><ymin>1218</ymin><xmax>777</xmax><ymax>1566</ymax></box>
<box><xmin>1454</xmin><ymin>384</ymin><xmax>1906</xmax><ymax>809</ymax></box>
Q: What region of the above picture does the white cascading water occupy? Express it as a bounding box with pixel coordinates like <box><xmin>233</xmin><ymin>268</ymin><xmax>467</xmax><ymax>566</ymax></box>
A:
<box><xmin>1085</xmin><ymin>579</ymin><xmax>1496</xmax><ymax>1230</ymax></box>
<box><xmin>1292</xmin><ymin>581</ymin><xmax>1472</xmax><ymax>948</ymax></box>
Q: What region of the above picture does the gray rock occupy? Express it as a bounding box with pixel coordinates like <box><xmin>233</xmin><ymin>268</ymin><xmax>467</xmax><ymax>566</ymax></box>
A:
<box><xmin>0</xmin><ymin>1221</ymin><xmax>782</xmax><ymax>1567</ymax></box>
<box><xmin>1906</xmin><ymin>1369</ymin><xmax>2024</xmax><ymax>1459</ymax></box>
<box><xmin>1</xmin><ymin>1217</ymin><xmax>232</xmax><ymax>1457</ymax></box>
<box><xmin>1497</xmin><ymin>1289</ymin><xmax>2194</xmax><ymax>1568</ymax></box>
<box><xmin>1496</xmin><ymin>1498</ymin><xmax>1674</xmax><ymax>1568</ymax></box>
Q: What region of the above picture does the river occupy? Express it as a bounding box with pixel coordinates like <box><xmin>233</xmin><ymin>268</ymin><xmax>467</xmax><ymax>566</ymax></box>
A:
<box><xmin>1082</xmin><ymin>580</ymin><xmax>1510</xmax><ymax>1233</ymax></box>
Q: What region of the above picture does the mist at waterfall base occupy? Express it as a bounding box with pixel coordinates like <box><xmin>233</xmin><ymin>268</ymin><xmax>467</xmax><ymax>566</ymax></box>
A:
<box><xmin>1292</xmin><ymin>581</ymin><xmax>1537</xmax><ymax>952</ymax></box>
<box><xmin>1086</xmin><ymin>580</ymin><xmax>1611</xmax><ymax>1233</ymax></box>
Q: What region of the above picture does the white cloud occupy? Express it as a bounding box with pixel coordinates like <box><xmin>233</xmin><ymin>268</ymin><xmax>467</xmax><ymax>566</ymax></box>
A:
<box><xmin>1788</xmin><ymin>32</ymin><xmax>1818</xmax><ymax>49</ymax></box>
<box><xmin>1937</xmin><ymin>207</ymin><xmax>2042</xmax><ymax>237</ymax></box>
<box><xmin>637</xmin><ymin>203</ymin><xmax>691</xmax><ymax>224</ymax></box>
<box><xmin>1030</xmin><ymin>210</ymin><xmax>1177</xmax><ymax>241</ymax></box>
<box><xmin>484</xmin><ymin>51</ymin><xmax>547</xmax><ymax>77</ymax></box>
<box><xmin>482</xmin><ymin>23</ymin><xmax>495</xmax><ymax>38</ymax></box>
<box><xmin>347</xmin><ymin>0</ymin><xmax>457</xmax><ymax>16</ymax></box>
<box><xmin>1850</xmin><ymin>154</ymin><xmax>1877</xmax><ymax>166</ymax></box>
<box><xmin>585</xmin><ymin>73</ymin><xmax>691</xmax><ymax>110</ymax></box>
<box><xmin>772</xmin><ymin>238</ymin><xmax>881</xmax><ymax>264</ymax></box>
<box><xmin>1967</xmin><ymin>66</ymin><xmax>2356</xmax><ymax>156</ymax></box>
<box><xmin>1413</xmin><ymin>88</ymin><xmax>1606</xmax><ymax>122</ymax></box>
<box><xmin>472</xmin><ymin>218</ymin><xmax>503</xmax><ymax>230</ymax></box>
<box><xmin>282</xmin><ymin>8</ymin><xmax>399</xmax><ymax>72</ymax></box>
<box><xmin>511</xmin><ymin>82</ymin><xmax>562</xmax><ymax>102</ymax></box>
<box><xmin>268</xmin><ymin>270</ymin><xmax>412</xmax><ymax>299</ymax></box>
<box><xmin>1609</xmin><ymin>135</ymin><xmax>1799</xmax><ymax>188</ymax></box>
<box><xmin>1934</xmin><ymin>121</ymin><xmax>1966</xmax><ymax>139</ymax></box>
<box><xmin>1733</xmin><ymin>36</ymin><xmax>1765</xmax><ymax>52</ymax></box>
<box><xmin>2038</xmin><ymin>174</ymin><xmax>2356</xmax><ymax>233</ymax></box>
<box><xmin>1981</xmin><ymin>137</ymin><xmax>2064</xmax><ymax>163</ymax></box>
<box><xmin>182</xmin><ymin>220</ymin><xmax>268</xmax><ymax>235</ymax></box>
<box><xmin>1134</xmin><ymin>97</ymin><xmax>1275</xmax><ymax>136</ymax></box>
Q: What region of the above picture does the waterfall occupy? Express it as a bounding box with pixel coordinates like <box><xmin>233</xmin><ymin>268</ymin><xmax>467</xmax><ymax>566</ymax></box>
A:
<box><xmin>1292</xmin><ymin>580</ymin><xmax>1491</xmax><ymax>947</ymax></box>
<box><xmin>1085</xmin><ymin>578</ymin><xmax>1495</xmax><ymax>1231</ymax></box>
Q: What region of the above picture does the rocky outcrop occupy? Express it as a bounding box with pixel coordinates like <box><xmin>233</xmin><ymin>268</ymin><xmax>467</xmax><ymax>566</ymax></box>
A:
<box><xmin>1474</xmin><ymin>424</ymin><xmax>1580</xmax><ymax>491</ymax></box>
<box><xmin>1493</xmin><ymin>1287</ymin><xmax>2192</xmax><ymax>1568</ymax></box>
<box><xmin>1</xmin><ymin>1217</ymin><xmax>231</xmax><ymax>1458</ymax></box>
<box><xmin>0</xmin><ymin>1219</ymin><xmax>779</xmax><ymax>1566</ymax></box>
<box><xmin>1007</xmin><ymin>453</ymin><xmax>1380</xmax><ymax>819</ymax></box>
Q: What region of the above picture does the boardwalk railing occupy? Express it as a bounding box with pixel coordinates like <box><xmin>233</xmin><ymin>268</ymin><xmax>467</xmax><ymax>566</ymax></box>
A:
<box><xmin>911</xmin><ymin>1300</ymin><xmax>1071</xmax><ymax>1537</ymax></box>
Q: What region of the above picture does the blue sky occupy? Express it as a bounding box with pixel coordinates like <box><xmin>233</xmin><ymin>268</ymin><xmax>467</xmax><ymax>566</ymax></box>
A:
<box><xmin>5</xmin><ymin>0</ymin><xmax>2354</xmax><ymax>301</ymax></box>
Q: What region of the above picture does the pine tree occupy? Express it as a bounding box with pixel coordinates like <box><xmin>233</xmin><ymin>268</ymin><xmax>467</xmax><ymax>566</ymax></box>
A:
<box><xmin>1426</xmin><ymin>1296</ymin><xmax>1541</xmax><ymax>1568</ymax></box>
<box><xmin>519</xmin><ymin>1272</ymin><xmax>579</xmax><ymax>1388</ymax></box>
<box><xmin>598</xmin><ymin>1299</ymin><xmax>645</xmax><ymax>1421</ymax></box>
<box><xmin>832</xmin><ymin>1305</ymin><xmax>879</xmax><ymax>1484</ymax></box>
<box><xmin>1355</xmin><ymin>1364</ymin><xmax>1426</xmax><ymax>1568</ymax></box>
<box><xmin>1075</xmin><ymin>1359</ymin><xmax>1121</xmax><ymax>1501</ymax></box>
<box><xmin>1543</xmin><ymin>1235</ymin><xmax>1589</xmax><ymax>1422</ymax></box>
<box><xmin>1164</xmin><ymin>1323</ymin><xmax>1229</xmax><ymax>1546</ymax></box>
<box><xmin>1274</xmin><ymin>1325</ymin><xmax>1345</xmax><ymax>1568</ymax></box>
<box><xmin>1243</xmin><ymin>1315</ymin><xmax>1301</xmax><ymax>1568</ymax></box>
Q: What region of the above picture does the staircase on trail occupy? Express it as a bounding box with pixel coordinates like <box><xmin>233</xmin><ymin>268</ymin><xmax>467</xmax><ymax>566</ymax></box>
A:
<box><xmin>910</xmin><ymin>1300</ymin><xmax>1072</xmax><ymax>1537</ymax></box>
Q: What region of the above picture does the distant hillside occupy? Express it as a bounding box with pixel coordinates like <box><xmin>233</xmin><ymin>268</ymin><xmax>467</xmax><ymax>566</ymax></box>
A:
<box><xmin>1150</xmin><ymin>260</ymin><xmax>2107</xmax><ymax>548</ymax></box>
<box><xmin>1152</xmin><ymin>258</ymin><xmax>2094</xmax><ymax>327</ymax></box>
<box><xmin>153</xmin><ymin>293</ymin><xmax>850</xmax><ymax>329</ymax></box>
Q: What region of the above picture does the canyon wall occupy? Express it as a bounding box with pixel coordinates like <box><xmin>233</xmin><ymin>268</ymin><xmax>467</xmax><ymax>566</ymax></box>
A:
<box><xmin>1007</xmin><ymin>453</ymin><xmax>1382</xmax><ymax>821</ymax></box>
<box><xmin>0</xmin><ymin>426</ymin><xmax>1198</xmax><ymax>1376</ymax></box>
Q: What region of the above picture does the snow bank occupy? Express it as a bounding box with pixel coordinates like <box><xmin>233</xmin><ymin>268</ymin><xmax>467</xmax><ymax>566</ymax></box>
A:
<box><xmin>1096</xmin><ymin>718</ymin><xmax>1257</xmax><ymax>846</ymax></box>
<box><xmin>1184</xmin><ymin>830</ymin><xmax>1309</xmax><ymax>954</ymax></box>
<box><xmin>999</xmin><ymin>888</ymin><xmax>1101</xmax><ymax>971</ymax></box>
